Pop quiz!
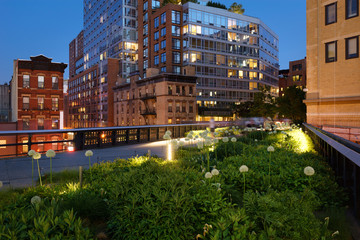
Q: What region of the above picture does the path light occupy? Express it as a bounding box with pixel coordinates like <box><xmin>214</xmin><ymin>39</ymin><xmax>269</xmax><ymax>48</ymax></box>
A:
<box><xmin>167</xmin><ymin>142</ymin><xmax>172</xmax><ymax>160</ymax></box>
<box><xmin>85</xmin><ymin>150</ymin><xmax>94</xmax><ymax>179</ymax></box>
<box><xmin>101</xmin><ymin>133</ymin><xmax>106</xmax><ymax>139</ymax></box>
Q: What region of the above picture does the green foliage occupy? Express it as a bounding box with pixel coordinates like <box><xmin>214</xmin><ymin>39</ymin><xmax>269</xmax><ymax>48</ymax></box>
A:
<box><xmin>277</xmin><ymin>85</ymin><xmax>306</xmax><ymax>124</ymax></box>
<box><xmin>206</xmin><ymin>1</ymin><xmax>227</xmax><ymax>9</ymax></box>
<box><xmin>163</xmin><ymin>0</ymin><xmax>198</xmax><ymax>6</ymax></box>
<box><xmin>228</xmin><ymin>2</ymin><xmax>245</xmax><ymax>14</ymax></box>
<box><xmin>0</xmin><ymin>199</ymin><xmax>92</xmax><ymax>239</ymax></box>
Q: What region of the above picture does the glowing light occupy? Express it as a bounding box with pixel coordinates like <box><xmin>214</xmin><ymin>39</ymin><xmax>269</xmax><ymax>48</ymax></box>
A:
<box><xmin>167</xmin><ymin>143</ymin><xmax>172</xmax><ymax>161</ymax></box>
<box><xmin>68</xmin><ymin>146</ymin><xmax>74</xmax><ymax>152</ymax></box>
<box><xmin>101</xmin><ymin>133</ymin><xmax>106</xmax><ymax>139</ymax></box>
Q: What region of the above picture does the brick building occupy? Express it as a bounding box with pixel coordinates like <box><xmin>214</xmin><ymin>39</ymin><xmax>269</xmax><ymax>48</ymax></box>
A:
<box><xmin>114</xmin><ymin>69</ymin><xmax>197</xmax><ymax>126</ymax></box>
<box><xmin>305</xmin><ymin>0</ymin><xmax>360</xmax><ymax>141</ymax></box>
<box><xmin>69</xmin><ymin>30</ymin><xmax>84</xmax><ymax>79</ymax></box>
<box><xmin>279</xmin><ymin>58</ymin><xmax>306</xmax><ymax>96</ymax></box>
<box><xmin>0</xmin><ymin>83</ymin><xmax>11</xmax><ymax>122</ymax></box>
<box><xmin>10</xmin><ymin>55</ymin><xmax>67</xmax><ymax>153</ymax></box>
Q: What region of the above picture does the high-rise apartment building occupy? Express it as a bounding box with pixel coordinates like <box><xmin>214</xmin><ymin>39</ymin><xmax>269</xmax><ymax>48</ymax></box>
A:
<box><xmin>69</xmin><ymin>30</ymin><xmax>84</xmax><ymax>79</ymax></box>
<box><xmin>305</xmin><ymin>0</ymin><xmax>360</xmax><ymax>141</ymax></box>
<box><xmin>279</xmin><ymin>58</ymin><xmax>307</xmax><ymax>96</ymax></box>
<box><xmin>10</xmin><ymin>55</ymin><xmax>67</xmax><ymax>153</ymax></box>
<box><xmin>138</xmin><ymin>1</ymin><xmax>279</xmax><ymax>121</ymax></box>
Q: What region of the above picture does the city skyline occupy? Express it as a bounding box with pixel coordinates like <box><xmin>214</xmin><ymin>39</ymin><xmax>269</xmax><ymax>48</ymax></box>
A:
<box><xmin>0</xmin><ymin>0</ymin><xmax>306</xmax><ymax>84</ymax></box>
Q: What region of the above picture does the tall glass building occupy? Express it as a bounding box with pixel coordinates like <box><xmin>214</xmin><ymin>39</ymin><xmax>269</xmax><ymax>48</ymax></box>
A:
<box><xmin>182</xmin><ymin>2</ymin><xmax>279</xmax><ymax>120</ymax></box>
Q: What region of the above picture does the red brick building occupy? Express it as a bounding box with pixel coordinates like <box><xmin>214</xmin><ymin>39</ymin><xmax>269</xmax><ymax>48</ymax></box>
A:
<box><xmin>10</xmin><ymin>55</ymin><xmax>67</xmax><ymax>153</ymax></box>
<box><xmin>279</xmin><ymin>58</ymin><xmax>306</xmax><ymax>96</ymax></box>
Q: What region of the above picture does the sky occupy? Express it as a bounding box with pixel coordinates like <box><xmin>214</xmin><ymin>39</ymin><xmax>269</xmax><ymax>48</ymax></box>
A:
<box><xmin>0</xmin><ymin>0</ymin><xmax>306</xmax><ymax>84</ymax></box>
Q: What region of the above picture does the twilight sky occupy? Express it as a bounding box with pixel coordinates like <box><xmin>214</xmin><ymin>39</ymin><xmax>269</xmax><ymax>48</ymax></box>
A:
<box><xmin>0</xmin><ymin>0</ymin><xmax>306</xmax><ymax>84</ymax></box>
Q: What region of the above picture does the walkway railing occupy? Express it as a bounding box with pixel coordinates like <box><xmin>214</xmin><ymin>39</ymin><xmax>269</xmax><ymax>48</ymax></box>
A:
<box><xmin>0</xmin><ymin>122</ymin><xmax>230</xmax><ymax>158</ymax></box>
<box><xmin>303</xmin><ymin>123</ymin><xmax>360</xmax><ymax>219</ymax></box>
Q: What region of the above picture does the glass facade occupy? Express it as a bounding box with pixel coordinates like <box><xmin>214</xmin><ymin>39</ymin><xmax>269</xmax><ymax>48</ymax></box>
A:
<box><xmin>182</xmin><ymin>3</ymin><xmax>279</xmax><ymax>109</ymax></box>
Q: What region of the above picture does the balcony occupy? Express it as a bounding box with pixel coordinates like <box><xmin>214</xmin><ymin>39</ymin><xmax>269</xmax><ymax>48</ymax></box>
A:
<box><xmin>141</xmin><ymin>108</ymin><xmax>156</xmax><ymax>115</ymax></box>
<box><xmin>140</xmin><ymin>93</ymin><xmax>156</xmax><ymax>101</ymax></box>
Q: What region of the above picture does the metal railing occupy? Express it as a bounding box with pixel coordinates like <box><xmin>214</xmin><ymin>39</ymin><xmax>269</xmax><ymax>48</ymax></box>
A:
<box><xmin>0</xmin><ymin>123</ymin><xmax>231</xmax><ymax>158</ymax></box>
<box><xmin>303</xmin><ymin>123</ymin><xmax>360</xmax><ymax>219</ymax></box>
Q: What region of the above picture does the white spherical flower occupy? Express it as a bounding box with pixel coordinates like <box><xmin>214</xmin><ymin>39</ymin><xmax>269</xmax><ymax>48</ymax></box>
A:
<box><xmin>163</xmin><ymin>134</ymin><xmax>171</xmax><ymax>140</ymax></box>
<box><xmin>46</xmin><ymin>149</ymin><xmax>56</xmax><ymax>158</ymax></box>
<box><xmin>33</xmin><ymin>152</ymin><xmax>41</xmax><ymax>160</ymax></box>
<box><xmin>204</xmin><ymin>138</ymin><xmax>212</xmax><ymax>146</ymax></box>
<box><xmin>211</xmin><ymin>169</ymin><xmax>219</xmax><ymax>176</ymax></box>
<box><xmin>85</xmin><ymin>150</ymin><xmax>93</xmax><ymax>157</ymax></box>
<box><xmin>267</xmin><ymin>146</ymin><xmax>275</xmax><ymax>152</ymax></box>
<box><xmin>186</xmin><ymin>133</ymin><xmax>193</xmax><ymax>139</ymax></box>
<box><xmin>304</xmin><ymin>166</ymin><xmax>315</xmax><ymax>176</ymax></box>
<box><xmin>239</xmin><ymin>165</ymin><xmax>249</xmax><ymax>173</ymax></box>
<box><xmin>214</xmin><ymin>132</ymin><xmax>219</xmax><ymax>136</ymax></box>
<box><xmin>171</xmin><ymin>139</ymin><xmax>178</xmax><ymax>145</ymax></box>
<box><xmin>165</xmin><ymin>130</ymin><xmax>172</xmax><ymax>136</ymax></box>
<box><xmin>31</xmin><ymin>196</ymin><xmax>41</xmax><ymax>205</ymax></box>
<box><xmin>197</xmin><ymin>141</ymin><xmax>204</xmax><ymax>149</ymax></box>
<box><xmin>225</xmin><ymin>130</ymin><xmax>229</xmax><ymax>134</ymax></box>
<box><xmin>179</xmin><ymin>140</ymin><xmax>185</xmax><ymax>147</ymax></box>
<box><xmin>205</xmin><ymin>172</ymin><xmax>213</xmax><ymax>179</ymax></box>
<box><xmin>0</xmin><ymin>181</ymin><xmax>3</xmax><ymax>188</ymax></box>
<box><xmin>222</xmin><ymin>137</ymin><xmax>229</xmax><ymax>143</ymax></box>
<box><xmin>231</xmin><ymin>137</ymin><xmax>237</xmax><ymax>143</ymax></box>
<box><xmin>28</xmin><ymin>150</ymin><xmax>36</xmax><ymax>157</ymax></box>
<box><xmin>255</xmin><ymin>139</ymin><xmax>258</xmax><ymax>142</ymax></box>
<box><xmin>213</xmin><ymin>138</ymin><xmax>219</xmax><ymax>144</ymax></box>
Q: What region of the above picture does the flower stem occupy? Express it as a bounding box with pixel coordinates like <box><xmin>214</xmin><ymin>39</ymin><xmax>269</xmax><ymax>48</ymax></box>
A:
<box><xmin>50</xmin><ymin>157</ymin><xmax>52</xmax><ymax>184</ymax></box>
<box><xmin>89</xmin><ymin>156</ymin><xmax>92</xmax><ymax>180</ymax></box>
<box><xmin>207</xmin><ymin>149</ymin><xmax>210</xmax><ymax>172</ymax></box>
<box><xmin>243</xmin><ymin>173</ymin><xmax>246</xmax><ymax>196</ymax></box>
<box><xmin>268</xmin><ymin>152</ymin><xmax>271</xmax><ymax>187</ymax></box>
<box><xmin>36</xmin><ymin>159</ymin><xmax>42</xmax><ymax>186</ymax></box>
<box><xmin>32</xmin><ymin>157</ymin><xmax>34</xmax><ymax>186</ymax></box>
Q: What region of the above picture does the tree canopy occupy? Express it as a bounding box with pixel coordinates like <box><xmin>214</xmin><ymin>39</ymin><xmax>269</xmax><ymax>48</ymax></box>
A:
<box><xmin>206</xmin><ymin>1</ymin><xmax>227</xmax><ymax>9</ymax></box>
<box><xmin>277</xmin><ymin>85</ymin><xmax>306</xmax><ymax>124</ymax></box>
<box><xmin>228</xmin><ymin>2</ymin><xmax>245</xmax><ymax>14</ymax></box>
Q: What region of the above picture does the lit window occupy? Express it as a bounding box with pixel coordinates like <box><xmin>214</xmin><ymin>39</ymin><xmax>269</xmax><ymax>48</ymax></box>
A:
<box><xmin>325</xmin><ymin>41</ymin><xmax>337</xmax><ymax>62</ymax></box>
<box><xmin>38</xmin><ymin>76</ymin><xmax>44</xmax><ymax>88</ymax></box>
<box><xmin>38</xmin><ymin>118</ymin><xmax>44</xmax><ymax>130</ymax></box>
<box><xmin>52</xmin><ymin>97</ymin><xmax>59</xmax><ymax>111</ymax></box>
<box><xmin>38</xmin><ymin>97</ymin><xmax>44</xmax><ymax>110</ymax></box>
<box><xmin>52</xmin><ymin>118</ymin><xmax>59</xmax><ymax>129</ymax></box>
<box><xmin>325</xmin><ymin>3</ymin><xmax>337</xmax><ymax>25</ymax></box>
<box><xmin>346</xmin><ymin>0</ymin><xmax>358</xmax><ymax>18</ymax></box>
<box><xmin>346</xmin><ymin>36</ymin><xmax>359</xmax><ymax>59</ymax></box>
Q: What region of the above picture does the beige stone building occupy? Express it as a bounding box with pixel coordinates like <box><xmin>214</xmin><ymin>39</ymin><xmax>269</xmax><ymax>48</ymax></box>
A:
<box><xmin>305</xmin><ymin>0</ymin><xmax>360</xmax><ymax>141</ymax></box>
<box><xmin>113</xmin><ymin>69</ymin><xmax>197</xmax><ymax>126</ymax></box>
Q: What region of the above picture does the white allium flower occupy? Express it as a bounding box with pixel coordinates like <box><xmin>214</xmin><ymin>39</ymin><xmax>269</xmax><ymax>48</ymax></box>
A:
<box><xmin>304</xmin><ymin>166</ymin><xmax>315</xmax><ymax>176</ymax></box>
<box><xmin>204</xmin><ymin>138</ymin><xmax>212</xmax><ymax>146</ymax></box>
<box><xmin>213</xmin><ymin>138</ymin><xmax>219</xmax><ymax>144</ymax></box>
<box><xmin>197</xmin><ymin>141</ymin><xmax>204</xmax><ymax>149</ymax></box>
<box><xmin>225</xmin><ymin>130</ymin><xmax>229</xmax><ymax>134</ymax></box>
<box><xmin>239</xmin><ymin>165</ymin><xmax>249</xmax><ymax>173</ymax></box>
<box><xmin>195</xmin><ymin>135</ymin><xmax>199</xmax><ymax>139</ymax></box>
<box><xmin>28</xmin><ymin>150</ymin><xmax>36</xmax><ymax>157</ymax></box>
<box><xmin>179</xmin><ymin>140</ymin><xmax>185</xmax><ymax>146</ymax></box>
<box><xmin>255</xmin><ymin>139</ymin><xmax>258</xmax><ymax>142</ymax></box>
<box><xmin>186</xmin><ymin>133</ymin><xmax>193</xmax><ymax>139</ymax></box>
<box><xmin>46</xmin><ymin>149</ymin><xmax>56</xmax><ymax>158</ymax></box>
<box><xmin>211</xmin><ymin>169</ymin><xmax>219</xmax><ymax>176</ymax></box>
<box><xmin>165</xmin><ymin>130</ymin><xmax>172</xmax><ymax>135</ymax></box>
<box><xmin>163</xmin><ymin>134</ymin><xmax>171</xmax><ymax>140</ymax></box>
<box><xmin>0</xmin><ymin>181</ymin><xmax>3</xmax><ymax>188</ymax></box>
<box><xmin>231</xmin><ymin>137</ymin><xmax>237</xmax><ymax>143</ymax></box>
<box><xmin>205</xmin><ymin>172</ymin><xmax>213</xmax><ymax>179</ymax></box>
<box><xmin>267</xmin><ymin>146</ymin><xmax>275</xmax><ymax>152</ymax></box>
<box><xmin>171</xmin><ymin>139</ymin><xmax>178</xmax><ymax>145</ymax></box>
<box><xmin>85</xmin><ymin>150</ymin><xmax>93</xmax><ymax>157</ymax></box>
<box><xmin>222</xmin><ymin>137</ymin><xmax>229</xmax><ymax>143</ymax></box>
<box><xmin>31</xmin><ymin>196</ymin><xmax>41</xmax><ymax>205</ymax></box>
<box><xmin>33</xmin><ymin>152</ymin><xmax>41</xmax><ymax>160</ymax></box>
<box><xmin>214</xmin><ymin>132</ymin><xmax>219</xmax><ymax>136</ymax></box>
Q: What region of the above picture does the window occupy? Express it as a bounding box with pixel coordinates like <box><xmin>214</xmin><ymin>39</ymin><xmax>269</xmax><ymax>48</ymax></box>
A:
<box><xmin>346</xmin><ymin>0</ymin><xmax>358</xmax><ymax>18</ymax></box>
<box><xmin>23</xmin><ymin>96</ymin><xmax>29</xmax><ymax>110</ymax></box>
<box><xmin>154</xmin><ymin>55</ymin><xmax>159</xmax><ymax>65</ymax></box>
<box><xmin>292</xmin><ymin>75</ymin><xmax>302</xmax><ymax>81</ymax></box>
<box><xmin>292</xmin><ymin>64</ymin><xmax>302</xmax><ymax>71</ymax></box>
<box><xmin>172</xmin><ymin>10</ymin><xmax>181</xmax><ymax>24</ymax></box>
<box><xmin>325</xmin><ymin>3</ymin><xmax>337</xmax><ymax>25</ymax></box>
<box><xmin>172</xmin><ymin>38</ymin><xmax>181</xmax><ymax>49</ymax></box>
<box><xmin>176</xmin><ymin>86</ymin><xmax>180</xmax><ymax>94</ymax></box>
<box><xmin>161</xmin><ymin>12</ymin><xmax>166</xmax><ymax>24</ymax></box>
<box><xmin>346</xmin><ymin>36</ymin><xmax>359</xmax><ymax>59</ymax></box>
<box><xmin>189</xmin><ymin>103</ymin><xmax>193</xmax><ymax>113</ymax></box>
<box><xmin>154</xmin><ymin>43</ymin><xmax>159</xmax><ymax>52</ymax></box>
<box><xmin>325</xmin><ymin>41</ymin><xmax>337</xmax><ymax>62</ymax></box>
<box><xmin>189</xmin><ymin>86</ymin><xmax>193</xmax><ymax>95</ymax></box>
<box><xmin>23</xmin><ymin>75</ymin><xmax>30</xmax><ymax>88</ymax></box>
<box><xmin>143</xmin><ymin>1</ymin><xmax>148</xmax><ymax>11</ymax></box>
<box><xmin>182</xmin><ymin>102</ymin><xmax>186</xmax><ymax>112</ymax></box>
<box><xmin>172</xmin><ymin>26</ymin><xmax>180</xmax><ymax>36</ymax></box>
<box><xmin>23</xmin><ymin>118</ymin><xmax>30</xmax><ymax>130</ymax></box>
<box><xmin>143</xmin><ymin>37</ymin><xmax>148</xmax><ymax>47</ymax></box>
<box><xmin>168</xmin><ymin>102</ymin><xmax>173</xmax><ymax>112</ymax></box>
<box><xmin>168</xmin><ymin>86</ymin><xmax>173</xmax><ymax>95</ymax></box>
<box><xmin>182</xmin><ymin>86</ymin><xmax>186</xmax><ymax>95</ymax></box>
<box><xmin>152</xmin><ymin>0</ymin><xmax>160</xmax><ymax>9</ymax></box>
<box><xmin>52</xmin><ymin>97</ymin><xmax>59</xmax><ymax>111</ymax></box>
<box><xmin>154</xmin><ymin>31</ymin><xmax>159</xmax><ymax>40</ymax></box>
<box><xmin>38</xmin><ymin>118</ymin><xmax>44</xmax><ymax>130</ymax></box>
<box><xmin>161</xmin><ymin>27</ymin><xmax>166</xmax><ymax>37</ymax></box>
<box><xmin>173</xmin><ymin>52</ymin><xmax>181</xmax><ymax>63</ymax></box>
<box><xmin>161</xmin><ymin>53</ymin><xmax>166</xmax><ymax>63</ymax></box>
<box><xmin>176</xmin><ymin>102</ymin><xmax>180</xmax><ymax>112</ymax></box>
<box><xmin>52</xmin><ymin>118</ymin><xmax>59</xmax><ymax>129</ymax></box>
<box><xmin>173</xmin><ymin>66</ymin><xmax>181</xmax><ymax>74</ymax></box>
<box><xmin>154</xmin><ymin>17</ymin><xmax>159</xmax><ymax>28</ymax></box>
<box><xmin>168</xmin><ymin>118</ymin><xmax>172</xmax><ymax>124</ymax></box>
<box><xmin>144</xmin><ymin>48</ymin><xmax>148</xmax><ymax>58</ymax></box>
<box><xmin>144</xmin><ymin>12</ymin><xmax>148</xmax><ymax>22</ymax></box>
<box><xmin>143</xmin><ymin>24</ymin><xmax>148</xmax><ymax>35</ymax></box>
<box><xmin>161</xmin><ymin>40</ymin><xmax>166</xmax><ymax>49</ymax></box>
<box><xmin>144</xmin><ymin>60</ymin><xmax>148</xmax><ymax>69</ymax></box>
<box><xmin>161</xmin><ymin>66</ymin><xmax>166</xmax><ymax>72</ymax></box>
<box><xmin>38</xmin><ymin>76</ymin><xmax>44</xmax><ymax>88</ymax></box>
<box><xmin>52</xmin><ymin>76</ymin><xmax>58</xmax><ymax>89</ymax></box>
<box><xmin>38</xmin><ymin>97</ymin><xmax>44</xmax><ymax>110</ymax></box>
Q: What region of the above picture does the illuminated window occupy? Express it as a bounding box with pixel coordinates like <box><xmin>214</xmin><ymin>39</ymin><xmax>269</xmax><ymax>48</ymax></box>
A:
<box><xmin>52</xmin><ymin>97</ymin><xmax>59</xmax><ymax>111</ymax></box>
<box><xmin>168</xmin><ymin>118</ymin><xmax>172</xmax><ymax>124</ymax></box>
<box><xmin>38</xmin><ymin>118</ymin><xmax>44</xmax><ymax>130</ymax></box>
<box><xmin>38</xmin><ymin>97</ymin><xmax>44</xmax><ymax>110</ymax></box>
<box><xmin>292</xmin><ymin>75</ymin><xmax>303</xmax><ymax>81</ymax></box>
<box><xmin>38</xmin><ymin>76</ymin><xmax>44</xmax><ymax>89</ymax></box>
<box><xmin>0</xmin><ymin>140</ymin><xmax>6</xmax><ymax>149</ymax></box>
<box><xmin>325</xmin><ymin>3</ymin><xmax>337</xmax><ymax>25</ymax></box>
<box><xmin>52</xmin><ymin>118</ymin><xmax>59</xmax><ymax>129</ymax></box>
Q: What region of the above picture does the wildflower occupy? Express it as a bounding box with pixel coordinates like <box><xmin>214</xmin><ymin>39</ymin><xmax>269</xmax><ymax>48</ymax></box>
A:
<box><xmin>211</xmin><ymin>169</ymin><xmax>219</xmax><ymax>176</ymax></box>
<box><xmin>163</xmin><ymin>134</ymin><xmax>171</xmax><ymax>140</ymax></box>
<box><xmin>231</xmin><ymin>137</ymin><xmax>237</xmax><ymax>142</ymax></box>
<box><xmin>165</xmin><ymin>130</ymin><xmax>172</xmax><ymax>136</ymax></box>
<box><xmin>31</xmin><ymin>196</ymin><xmax>41</xmax><ymax>205</ymax></box>
<box><xmin>33</xmin><ymin>152</ymin><xmax>41</xmax><ymax>160</ymax></box>
<box><xmin>239</xmin><ymin>165</ymin><xmax>249</xmax><ymax>173</ymax></box>
<box><xmin>179</xmin><ymin>140</ymin><xmax>185</xmax><ymax>147</ymax></box>
<box><xmin>46</xmin><ymin>149</ymin><xmax>56</xmax><ymax>158</ymax></box>
<box><xmin>197</xmin><ymin>141</ymin><xmax>204</xmax><ymax>149</ymax></box>
<box><xmin>304</xmin><ymin>166</ymin><xmax>315</xmax><ymax>176</ymax></box>
<box><xmin>205</xmin><ymin>172</ymin><xmax>213</xmax><ymax>179</ymax></box>
<box><xmin>222</xmin><ymin>137</ymin><xmax>229</xmax><ymax>143</ymax></box>
<box><xmin>85</xmin><ymin>150</ymin><xmax>93</xmax><ymax>157</ymax></box>
<box><xmin>267</xmin><ymin>146</ymin><xmax>275</xmax><ymax>152</ymax></box>
<box><xmin>28</xmin><ymin>150</ymin><xmax>36</xmax><ymax>157</ymax></box>
<box><xmin>213</xmin><ymin>138</ymin><xmax>219</xmax><ymax>144</ymax></box>
<box><xmin>225</xmin><ymin>130</ymin><xmax>229</xmax><ymax>134</ymax></box>
<box><xmin>204</xmin><ymin>138</ymin><xmax>212</xmax><ymax>146</ymax></box>
<box><xmin>255</xmin><ymin>139</ymin><xmax>258</xmax><ymax>142</ymax></box>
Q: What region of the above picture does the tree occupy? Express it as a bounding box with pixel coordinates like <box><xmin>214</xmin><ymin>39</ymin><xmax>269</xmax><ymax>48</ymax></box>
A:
<box><xmin>206</xmin><ymin>1</ymin><xmax>227</xmax><ymax>9</ymax></box>
<box><xmin>277</xmin><ymin>85</ymin><xmax>306</xmax><ymax>124</ymax></box>
<box><xmin>250</xmin><ymin>85</ymin><xmax>277</xmax><ymax>119</ymax></box>
<box><xmin>162</xmin><ymin>0</ymin><xmax>198</xmax><ymax>5</ymax></box>
<box><xmin>228</xmin><ymin>2</ymin><xmax>245</xmax><ymax>14</ymax></box>
<box><xmin>233</xmin><ymin>101</ymin><xmax>254</xmax><ymax>118</ymax></box>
